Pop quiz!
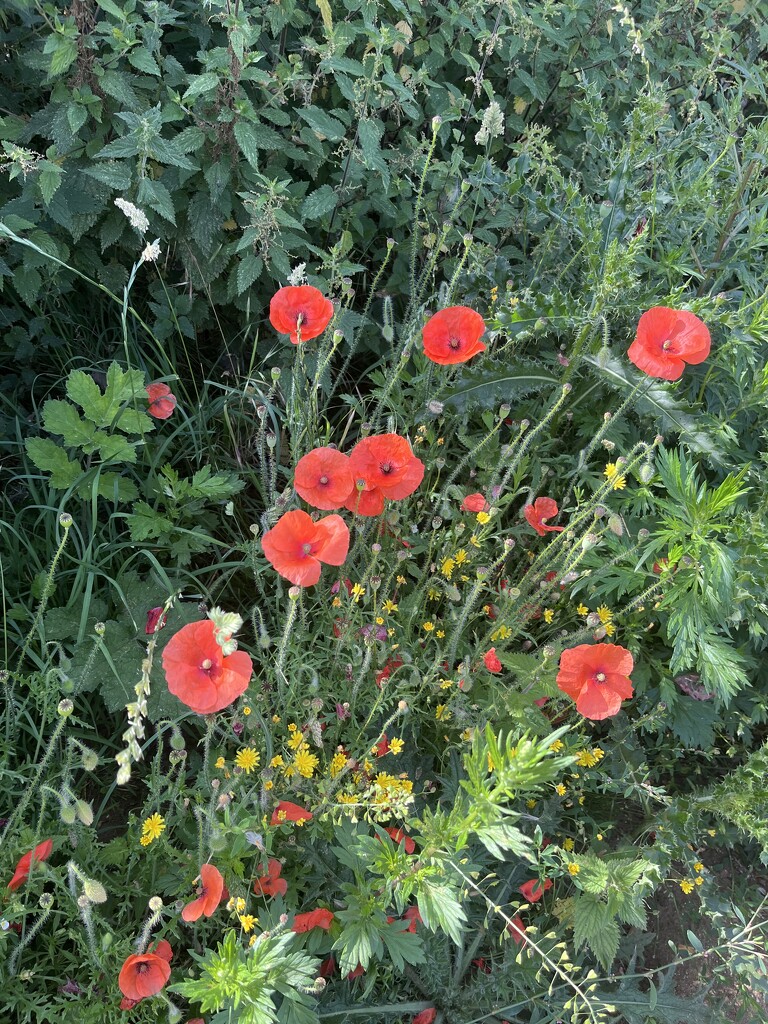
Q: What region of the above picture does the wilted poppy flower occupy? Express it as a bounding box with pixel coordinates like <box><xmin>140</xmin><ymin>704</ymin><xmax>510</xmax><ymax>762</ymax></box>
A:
<box><xmin>319</xmin><ymin>955</ymin><xmax>337</xmax><ymax>978</ymax></box>
<box><xmin>253</xmin><ymin>859</ymin><xmax>287</xmax><ymax>898</ymax></box>
<box><xmin>145</xmin><ymin>607</ymin><xmax>167</xmax><ymax>634</ymax></box>
<box><xmin>483</xmin><ymin>648</ymin><xmax>502</xmax><ymax>673</ymax></box>
<box><xmin>345</xmin><ymin>434</ymin><xmax>424</xmax><ymax>516</ymax></box>
<box><xmin>518</xmin><ymin>878</ymin><xmax>552</xmax><ymax>904</ymax></box>
<box><xmin>375</xmin><ymin>655</ymin><xmax>404</xmax><ymax>688</ymax></box>
<box><xmin>118</xmin><ymin>940</ymin><xmax>172</xmax><ymax>1003</ymax></box>
<box><xmin>7</xmin><ymin>839</ymin><xmax>53</xmax><ymax>890</ymax></box>
<box><xmin>413</xmin><ymin>1008</ymin><xmax>437</xmax><ymax>1024</ymax></box>
<box><xmin>524</xmin><ymin>497</ymin><xmax>565</xmax><ymax>537</ymax></box>
<box><xmin>374</xmin><ymin>734</ymin><xmax>391</xmax><ymax>757</ymax></box>
<box><xmin>627</xmin><ymin>307</ymin><xmax>711</xmax><ymax>381</ymax></box>
<box><xmin>461</xmin><ymin>492</ymin><xmax>490</xmax><ymax>513</ymax></box>
<box><xmin>422</xmin><ymin>306</ymin><xmax>486</xmax><ymax>365</ymax></box>
<box><xmin>347</xmin><ymin>963</ymin><xmax>365</xmax><ymax>979</ymax></box>
<box><xmin>292</xmin><ymin>907</ymin><xmax>334</xmax><ymax>933</ymax></box>
<box><xmin>557</xmin><ymin>643</ymin><xmax>634</xmax><ymax>721</ymax></box>
<box><xmin>146</xmin><ymin>382</ymin><xmax>177</xmax><ymax>420</ymax></box>
<box><xmin>271</xmin><ymin>801</ymin><xmax>313</xmax><ymax>826</ymax></box>
<box><xmin>506</xmin><ymin>914</ymin><xmax>527</xmax><ymax>945</ymax></box>
<box><xmin>182</xmin><ymin>863</ymin><xmax>225</xmax><ymax>922</ymax></box>
<box><xmin>162</xmin><ymin>620</ymin><xmax>253</xmax><ymax>715</ymax></box>
<box><xmin>385</xmin><ymin>826</ymin><xmax>415</xmax><ymax>854</ymax></box>
<box><xmin>270</xmin><ymin>285</ymin><xmax>334</xmax><ymax>344</ymax></box>
<box><xmin>294</xmin><ymin>448</ymin><xmax>354</xmax><ymax>510</ymax></box>
<box><xmin>262</xmin><ymin>510</ymin><xmax>350</xmax><ymax>586</ymax></box>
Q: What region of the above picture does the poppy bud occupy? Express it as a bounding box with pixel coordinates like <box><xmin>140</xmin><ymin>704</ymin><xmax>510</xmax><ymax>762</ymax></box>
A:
<box><xmin>581</xmin><ymin>533</ymin><xmax>599</xmax><ymax>551</ymax></box>
<box><xmin>84</xmin><ymin>879</ymin><xmax>107</xmax><ymax>903</ymax></box>
<box><xmin>639</xmin><ymin>464</ymin><xmax>654</xmax><ymax>483</ymax></box>
<box><xmin>94</xmin><ymin>621</ymin><xmax>106</xmax><ymax>636</ymax></box>
<box><xmin>271</xmin><ymin>367</ymin><xmax>281</xmax><ymax>380</ymax></box>
<box><xmin>76</xmin><ymin>800</ymin><xmax>94</xmax><ymax>826</ymax></box>
<box><xmin>58</xmin><ymin>699</ymin><xmax>73</xmax><ymax>717</ymax></box>
<box><xmin>59</xmin><ymin>512</ymin><xmax>73</xmax><ymax>528</ymax></box>
<box><xmin>638</xmin><ymin>528</ymin><xmax>649</xmax><ymax>539</ymax></box>
<box><xmin>60</xmin><ymin>804</ymin><xmax>76</xmax><ymax>824</ymax></box>
<box><xmin>608</xmin><ymin>516</ymin><xmax>623</xmax><ymax>537</ymax></box>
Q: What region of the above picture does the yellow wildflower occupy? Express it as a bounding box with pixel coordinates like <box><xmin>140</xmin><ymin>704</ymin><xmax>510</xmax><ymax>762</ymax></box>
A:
<box><xmin>526</xmin><ymin>799</ymin><xmax>536</xmax><ymax>809</ymax></box>
<box><xmin>423</xmin><ymin>621</ymin><xmax>435</xmax><ymax>632</ymax></box>
<box><xmin>556</xmin><ymin>783</ymin><xmax>567</xmax><ymax>796</ymax></box>
<box><xmin>476</xmin><ymin>511</ymin><xmax>491</xmax><ymax>525</ymax></box>
<box><xmin>139</xmin><ymin>813</ymin><xmax>165</xmax><ymax>846</ymax></box>
<box><xmin>376</xmin><ymin>616</ymin><xmax>384</xmax><ymax>625</ymax></box>
<box><xmin>575</xmin><ymin>747</ymin><xmax>605</xmax><ymax>768</ymax></box>
<box><xmin>563</xmin><ymin>838</ymin><xmax>575</xmax><ymax>852</ymax></box>
<box><xmin>235</xmin><ymin>748</ymin><xmax>260</xmax><ymax>774</ymax></box>
<box><xmin>215</xmin><ymin>756</ymin><xmax>226</xmax><ymax>770</ymax></box>
<box><xmin>264</xmin><ymin>780</ymin><xmax>273</xmax><ymax>790</ymax></box>
<box><xmin>469</xmin><ymin>534</ymin><xmax>481</xmax><ymax>547</ymax></box>
<box><xmin>543</xmin><ymin>608</ymin><xmax>554</xmax><ymax>623</ymax></box>
<box><xmin>239</xmin><ymin>914</ymin><xmax>258</xmax><ymax>932</ymax></box>
<box><xmin>351</xmin><ymin>583</ymin><xmax>365</xmax><ymax>602</ymax></box>
<box><xmin>435</xmin><ymin>704</ymin><xmax>450</xmax><ymax>721</ymax></box>
<box><xmin>567</xmin><ymin>863</ymin><xmax>580</xmax><ymax>875</ymax></box>
<box><xmin>396</xmin><ymin>575</ymin><xmax>406</xmax><ymax>585</ymax></box>
<box><xmin>693</xmin><ymin>862</ymin><xmax>704</xmax><ymax>873</ymax></box>
<box><xmin>695</xmin><ymin>877</ymin><xmax>703</xmax><ymax>886</ymax></box>
<box><xmin>330</xmin><ymin>751</ymin><xmax>348</xmax><ymax>778</ymax></box>
<box><xmin>604</xmin><ymin>463</ymin><xmax>626</xmax><ymax>490</ymax></box>
<box><xmin>454</xmin><ymin>549</ymin><xmax>468</xmax><ymax>565</ymax></box>
<box><xmin>596</xmin><ymin>605</ymin><xmax>613</xmax><ymax>624</ymax></box>
<box><xmin>272</xmin><ymin>715</ymin><xmax>281</xmax><ymax>724</ymax></box>
<box><xmin>441</xmin><ymin>557</ymin><xmax>455</xmax><ymax>578</ymax></box>
<box><xmin>576</xmin><ymin>603</ymin><xmax>589</xmax><ymax>616</ymax></box>
<box><xmin>332</xmin><ymin>596</ymin><xmax>341</xmax><ymax>608</ymax></box>
<box><xmin>293</xmin><ymin>746</ymin><xmax>319</xmax><ymax>778</ymax></box>
<box><xmin>549</xmin><ymin>739</ymin><xmax>565</xmax><ymax>752</ymax></box>
<box><xmin>243</xmin><ymin>706</ymin><xmax>252</xmax><ymax>716</ymax></box>
<box><xmin>492</xmin><ymin>625</ymin><xmax>512</xmax><ymax>641</ymax></box>
<box><xmin>436</xmin><ymin>629</ymin><xmax>445</xmax><ymax>638</ymax></box>
<box><xmin>679</xmin><ymin>880</ymin><xmax>694</xmax><ymax>894</ymax></box>
<box><xmin>288</xmin><ymin>729</ymin><xmax>304</xmax><ymax>750</ymax></box>
<box><xmin>604</xmin><ymin>622</ymin><xmax>616</xmax><ymax>636</ymax></box>
<box><xmin>389</xmin><ymin>737</ymin><xmax>405</xmax><ymax>755</ymax></box>
<box><xmin>270</xmin><ymin>755</ymin><xmax>285</xmax><ymax>769</ymax></box>
<box><xmin>383</xmin><ymin>599</ymin><xmax>398</xmax><ymax>613</ymax></box>
<box><xmin>428</xmin><ymin>588</ymin><xmax>440</xmax><ymax>601</ymax></box>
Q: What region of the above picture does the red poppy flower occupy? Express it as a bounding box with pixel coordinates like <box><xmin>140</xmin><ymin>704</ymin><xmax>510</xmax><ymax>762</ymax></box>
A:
<box><xmin>182</xmin><ymin>864</ymin><xmax>225</xmax><ymax>922</ymax></box>
<box><xmin>483</xmin><ymin>648</ymin><xmax>502</xmax><ymax>673</ymax></box>
<box><xmin>262</xmin><ymin>510</ymin><xmax>350</xmax><ymax>586</ymax></box>
<box><xmin>347</xmin><ymin>963</ymin><xmax>365</xmax><ymax>979</ymax></box>
<box><xmin>294</xmin><ymin>448</ymin><xmax>354</xmax><ymax>510</ymax></box>
<box><xmin>506</xmin><ymin>914</ymin><xmax>526</xmax><ymax>945</ymax></box>
<box><xmin>524</xmin><ymin>497</ymin><xmax>565</xmax><ymax>536</ymax></box>
<box><xmin>422</xmin><ymin>306</ymin><xmax>486</xmax><ymax>365</ymax></box>
<box><xmin>253</xmin><ymin>859</ymin><xmax>288</xmax><ymax>898</ymax></box>
<box><xmin>385</xmin><ymin>826</ymin><xmax>415</xmax><ymax>854</ymax></box>
<box><xmin>7</xmin><ymin>839</ymin><xmax>54</xmax><ymax>890</ymax></box>
<box><xmin>292</xmin><ymin>907</ymin><xmax>335</xmax><ymax>933</ymax></box>
<box><xmin>403</xmin><ymin>906</ymin><xmax>422</xmax><ymax>933</ymax></box>
<box><xmin>413</xmin><ymin>1009</ymin><xmax>437</xmax><ymax>1024</ymax></box>
<box><xmin>271</xmin><ymin>801</ymin><xmax>313</xmax><ymax>826</ymax></box>
<box><xmin>345</xmin><ymin>434</ymin><xmax>425</xmax><ymax>516</ymax></box>
<box><xmin>461</xmin><ymin>492</ymin><xmax>490</xmax><ymax>513</ymax></box>
<box><xmin>146</xmin><ymin>382</ymin><xmax>177</xmax><ymax>419</ymax></box>
<box><xmin>375</xmin><ymin>655</ymin><xmax>404</xmax><ymax>689</ymax></box>
<box><xmin>375</xmin><ymin>734</ymin><xmax>391</xmax><ymax>757</ymax></box>
<box><xmin>518</xmin><ymin>878</ymin><xmax>552</xmax><ymax>904</ymax></box>
<box><xmin>118</xmin><ymin>941</ymin><xmax>172</xmax><ymax>1002</ymax></box>
<box><xmin>627</xmin><ymin>307</ymin><xmax>711</xmax><ymax>381</ymax></box>
<box><xmin>319</xmin><ymin>955</ymin><xmax>336</xmax><ymax>978</ymax></box>
<box><xmin>270</xmin><ymin>285</ymin><xmax>334</xmax><ymax>344</ymax></box>
<box><xmin>162</xmin><ymin>620</ymin><xmax>253</xmax><ymax>715</ymax></box>
<box><xmin>557</xmin><ymin>643</ymin><xmax>634</xmax><ymax>720</ymax></box>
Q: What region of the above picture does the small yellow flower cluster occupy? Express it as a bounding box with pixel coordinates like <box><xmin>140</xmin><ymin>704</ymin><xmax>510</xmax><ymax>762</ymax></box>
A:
<box><xmin>293</xmin><ymin>744</ymin><xmax>319</xmax><ymax>779</ymax></box>
<box><xmin>562</xmin><ymin>838</ymin><xmax>575</xmax><ymax>852</ymax></box>
<box><xmin>239</xmin><ymin>914</ymin><xmax>258</xmax><ymax>932</ymax></box>
<box><xmin>679</xmin><ymin>879</ymin><xmax>695</xmax><ymax>894</ymax></box>
<box><xmin>492</xmin><ymin>625</ymin><xmax>512</xmax><ymax>641</ymax></box>
<box><xmin>543</xmin><ymin>608</ymin><xmax>554</xmax><ymax>623</ymax></box>
<box><xmin>476</xmin><ymin>511</ymin><xmax>491</xmax><ymax>525</ymax></box>
<box><xmin>596</xmin><ymin>604</ymin><xmax>616</xmax><ymax>636</ymax></box>
<box><xmin>351</xmin><ymin>583</ymin><xmax>365</xmax><ymax>602</ymax></box>
<box><xmin>228</xmin><ymin>896</ymin><xmax>247</xmax><ymax>913</ymax></box>
<box><xmin>567</xmin><ymin>862</ymin><xmax>580</xmax><ymax>875</ymax></box>
<box><xmin>575</xmin><ymin>747</ymin><xmax>605</xmax><ymax>768</ymax></box>
<box><xmin>389</xmin><ymin>737</ymin><xmax>405</xmax><ymax>755</ymax></box>
<box><xmin>139</xmin><ymin>813</ymin><xmax>165</xmax><ymax>847</ymax></box>
<box><xmin>423</xmin><ymin>621</ymin><xmax>435</xmax><ymax>632</ymax></box>
<box><xmin>441</xmin><ymin>557</ymin><xmax>455</xmax><ymax>579</ymax></box>
<box><xmin>383</xmin><ymin>599</ymin><xmax>398</xmax><ymax>613</ymax></box>
<box><xmin>329</xmin><ymin>751</ymin><xmax>348</xmax><ymax>778</ymax></box>
<box><xmin>287</xmin><ymin>724</ymin><xmax>304</xmax><ymax>750</ymax></box>
<box><xmin>604</xmin><ymin>462</ymin><xmax>627</xmax><ymax>490</ymax></box>
<box><xmin>556</xmin><ymin>783</ymin><xmax>567</xmax><ymax>796</ymax></box>
<box><xmin>435</xmin><ymin>704</ymin><xmax>451</xmax><ymax>721</ymax></box>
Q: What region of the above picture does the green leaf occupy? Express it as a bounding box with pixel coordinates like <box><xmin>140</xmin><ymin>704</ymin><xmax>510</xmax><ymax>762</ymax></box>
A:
<box><xmin>128</xmin><ymin>46</ymin><xmax>161</xmax><ymax>76</ymax></box>
<box><xmin>98</xmin><ymin>434</ymin><xmax>139</xmax><ymax>464</ymax></box>
<box><xmin>136</xmin><ymin>177</ymin><xmax>176</xmax><ymax>224</ymax></box>
<box><xmin>573</xmin><ymin>895</ymin><xmax>619</xmax><ymax>970</ymax></box>
<box><xmin>380</xmin><ymin>923</ymin><xmax>426</xmax><ymax>971</ymax></box>
<box><xmin>115</xmin><ymin>407</ymin><xmax>154</xmax><ymax>435</ymax></box>
<box><xmin>83</xmin><ymin>161</ymin><xmax>132</xmax><ymax>190</ymax></box>
<box><xmin>297</xmin><ymin>107</ymin><xmax>347</xmax><ymax>141</ymax></box>
<box><xmin>416</xmin><ymin>879</ymin><xmax>466</xmax><ymax>944</ymax></box>
<box><xmin>95</xmin><ymin>0</ymin><xmax>126</xmax><ymax>19</ymax></box>
<box><xmin>66</xmin><ymin>369</ymin><xmax>103</xmax><ymax>418</ymax></box>
<box><xmin>236</xmin><ymin>253</ymin><xmax>263</xmax><ymax>295</ymax></box>
<box><xmin>93</xmin><ymin>472</ymin><xmax>138</xmax><ymax>502</ymax></box>
<box><xmin>151</xmin><ymin>136</ymin><xmax>198</xmax><ymax>171</ymax></box>
<box><xmin>49</xmin><ymin>37</ymin><xmax>78</xmax><ymax>76</ymax></box>
<box><xmin>126</xmin><ymin>501</ymin><xmax>175</xmax><ymax>542</ymax></box>
<box><xmin>42</xmin><ymin>399</ymin><xmax>100</xmax><ymax>450</ymax></box>
<box><xmin>93</xmin><ymin>135</ymin><xmax>141</xmax><ymax>160</ymax></box>
<box><xmin>438</xmin><ymin>363</ymin><xmax>558</xmax><ymax>412</ymax></box>
<box><xmin>301</xmin><ymin>184</ymin><xmax>337</xmax><ymax>220</ymax></box>
<box><xmin>38</xmin><ymin>161</ymin><xmax>65</xmax><ymax>206</ymax></box>
<box><xmin>25</xmin><ymin>437</ymin><xmax>82</xmax><ymax>490</ymax></box>
<box><xmin>183</xmin><ymin>72</ymin><xmax>220</xmax><ymax>102</ymax></box>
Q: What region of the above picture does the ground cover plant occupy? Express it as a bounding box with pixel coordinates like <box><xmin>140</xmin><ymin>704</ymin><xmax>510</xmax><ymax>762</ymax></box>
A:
<box><xmin>2</xmin><ymin>2</ymin><xmax>768</xmax><ymax>1024</ymax></box>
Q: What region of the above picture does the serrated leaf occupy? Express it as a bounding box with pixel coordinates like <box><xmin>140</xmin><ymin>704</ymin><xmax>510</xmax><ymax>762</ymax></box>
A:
<box><xmin>438</xmin><ymin>364</ymin><xmax>558</xmax><ymax>412</ymax></box>
<box><xmin>358</xmin><ymin>117</ymin><xmax>384</xmax><ymax>166</ymax></box>
<box><xmin>95</xmin><ymin>0</ymin><xmax>126</xmax><ymax>19</ymax></box>
<box><xmin>38</xmin><ymin>161</ymin><xmax>64</xmax><ymax>206</ymax></box>
<box><xmin>98</xmin><ymin>434</ymin><xmax>138</xmax><ymax>464</ymax></box>
<box><xmin>115</xmin><ymin>407</ymin><xmax>154</xmax><ymax>435</ymax></box>
<box><xmin>416</xmin><ymin>879</ymin><xmax>466</xmax><ymax>944</ymax></box>
<box><xmin>25</xmin><ymin>437</ymin><xmax>82</xmax><ymax>489</ymax></box>
<box><xmin>42</xmin><ymin>399</ymin><xmax>100</xmax><ymax>449</ymax></box>
<box><xmin>83</xmin><ymin>161</ymin><xmax>132</xmax><ymax>190</ymax></box>
<box><xmin>301</xmin><ymin>184</ymin><xmax>337</xmax><ymax>220</ymax></box>
<box><xmin>128</xmin><ymin>45</ymin><xmax>161</xmax><ymax>76</ymax></box>
<box><xmin>573</xmin><ymin>896</ymin><xmax>619</xmax><ymax>970</ymax></box>
<box><xmin>66</xmin><ymin>103</ymin><xmax>88</xmax><ymax>134</ymax></box>
<box><xmin>297</xmin><ymin>106</ymin><xmax>346</xmax><ymax>141</ymax></box>
<box><xmin>136</xmin><ymin>177</ymin><xmax>176</xmax><ymax>224</ymax></box>
<box><xmin>93</xmin><ymin>135</ymin><xmax>141</xmax><ymax>160</ymax></box>
<box><xmin>233</xmin><ymin>120</ymin><xmax>283</xmax><ymax>166</ymax></box>
<box><xmin>49</xmin><ymin>37</ymin><xmax>78</xmax><ymax>76</ymax></box>
<box><xmin>66</xmin><ymin>370</ymin><xmax>102</xmax><ymax>418</ymax></box>
<box><xmin>380</xmin><ymin>923</ymin><xmax>426</xmax><ymax>971</ymax></box>
<box><xmin>183</xmin><ymin>72</ymin><xmax>220</xmax><ymax>102</ymax></box>
<box><xmin>93</xmin><ymin>472</ymin><xmax>138</xmax><ymax>502</ymax></box>
<box><xmin>126</xmin><ymin>501</ymin><xmax>175</xmax><ymax>542</ymax></box>
<box><xmin>236</xmin><ymin>253</ymin><xmax>263</xmax><ymax>295</ymax></box>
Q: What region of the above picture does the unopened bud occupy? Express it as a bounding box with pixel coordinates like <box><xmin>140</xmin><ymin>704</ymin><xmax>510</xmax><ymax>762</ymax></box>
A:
<box><xmin>59</xmin><ymin>512</ymin><xmax>73</xmax><ymax>528</ymax></box>
<box><xmin>271</xmin><ymin>367</ymin><xmax>281</xmax><ymax>381</ymax></box>
<box><xmin>170</xmin><ymin>726</ymin><xmax>185</xmax><ymax>751</ymax></box>
<box><xmin>94</xmin><ymin>622</ymin><xmax>106</xmax><ymax>636</ymax></box>
<box><xmin>288</xmin><ymin>586</ymin><xmax>301</xmax><ymax>600</ymax></box>
<box><xmin>371</xmin><ymin>543</ymin><xmax>381</xmax><ymax>553</ymax></box>
<box><xmin>499</xmin><ymin>404</ymin><xmax>511</xmax><ymax>419</ymax></box>
<box><xmin>386</xmin><ymin>237</ymin><xmax>395</xmax><ymax>248</ymax></box>
<box><xmin>84</xmin><ymin>879</ymin><xmax>107</xmax><ymax>904</ymax></box>
<box><xmin>639</xmin><ymin>464</ymin><xmax>654</xmax><ymax>484</ymax></box>
<box><xmin>60</xmin><ymin>804</ymin><xmax>76</xmax><ymax>825</ymax></box>
<box><xmin>431</xmin><ymin>115</ymin><xmax>442</xmax><ymax>131</ymax></box>
<box><xmin>581</xmin><ymin>533</ymin><xmax>599</xmax><ymax>551</ymax></box>
<box><xmin>148</xmin><ymin>896</ymin><xmax>163</xmax><ymax>912</ymax></box>
<box><xmin>58</xmin><ymin>699</ymin><xmax>73</xmax><ymax>717</ymax></box>
<box><xmin>607</xmin><ymin>515</ymin><xmax>623</xmax><ymax>537</ymax></box>
<box><xmin>75</xmin><ymin>800</ymin><xmax>94</xmax><ymax>827</ymax></box>
<box><xmin>638</xmin><ymin>528</ymin><xmax>650</xmax><ymax>539</ymax></box>
<box><xmin>504</xmin><ymin>538</ymin><xmax>515</xmax><ymax>550</ymax></box>
<box><xmin>80</xmin><ymin>748</ymin><xmax>98</xmax><ymax>771</ymax></box>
